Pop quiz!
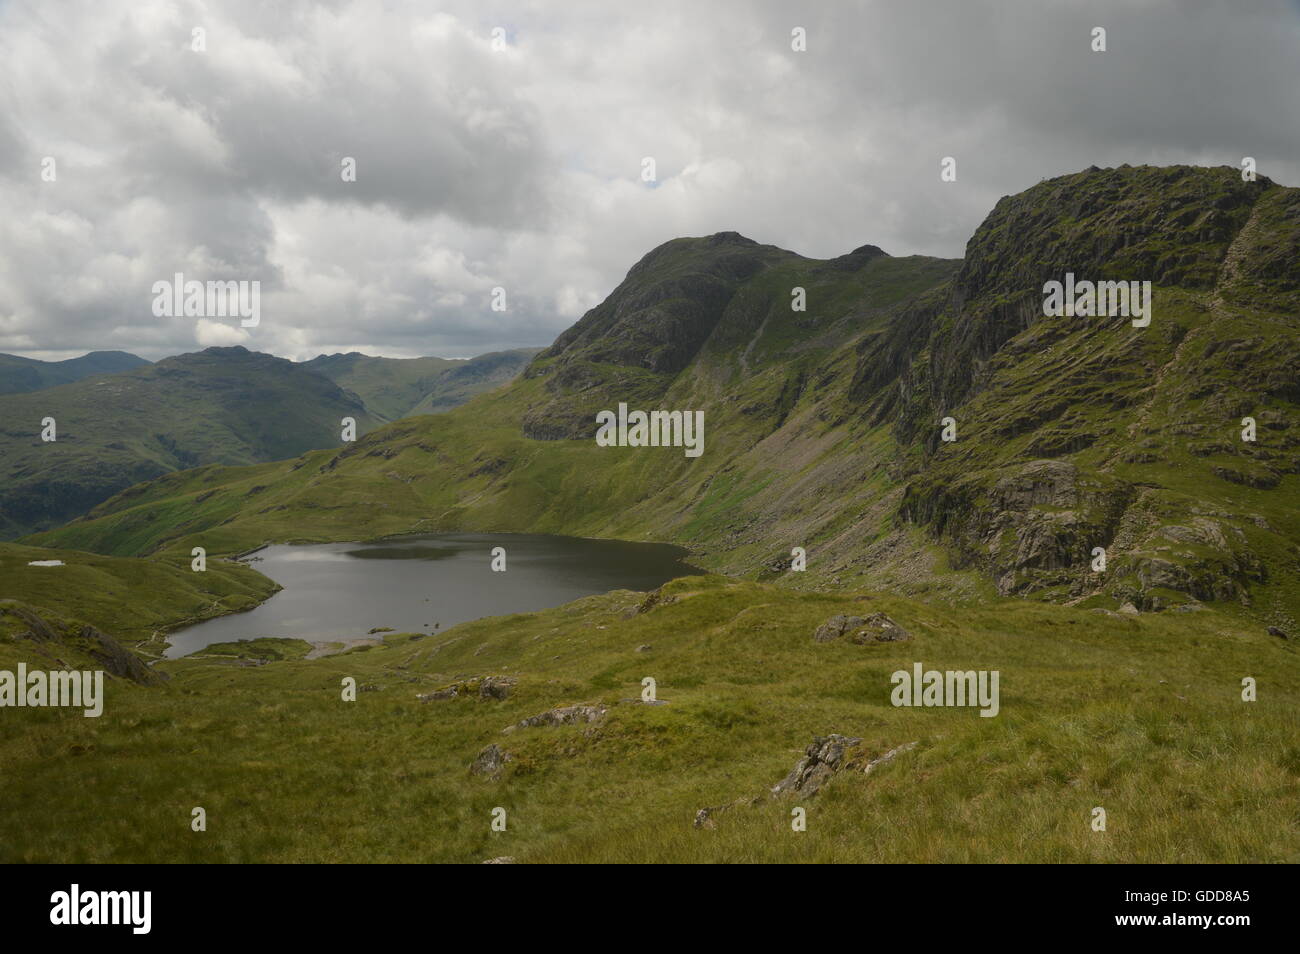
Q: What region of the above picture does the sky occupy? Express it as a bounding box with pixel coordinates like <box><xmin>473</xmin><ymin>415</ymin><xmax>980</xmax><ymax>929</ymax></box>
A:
<box><xmin>1</xmin><ymin>0</ymin><xmax>1297</xmax><ymax>362</ymax></box>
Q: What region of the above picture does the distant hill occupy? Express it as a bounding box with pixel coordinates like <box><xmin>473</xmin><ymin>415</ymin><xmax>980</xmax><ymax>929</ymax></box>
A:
<box><xmin>302</xmin><ymin>348</ymin><xmax>541</xmax><ymax>421</ymax></box>
<box><xmin>0</xmin><ymin>346</ymin><xmax>380</xmax><ymax>539</ymax></box>
<box><xmin>0</xmin><ymin>350</ymin><xmax>150</xmax><ymax>394</ymax></box>
<box><xmin>0</xmin><ymin>345</ymin><xmax>539</xmax><ymax>539</ymax></box>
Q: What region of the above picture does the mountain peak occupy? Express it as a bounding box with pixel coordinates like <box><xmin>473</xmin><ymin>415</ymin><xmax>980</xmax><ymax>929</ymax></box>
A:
<box><xmin>703</xmin><ymin>230</ymin><xmax>758</xmax><ymax>247</ymax></box>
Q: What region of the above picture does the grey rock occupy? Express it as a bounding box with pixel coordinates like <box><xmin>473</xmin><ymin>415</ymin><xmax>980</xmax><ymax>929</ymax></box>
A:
<box><xmin>470</xmin><ymin>743</ymin><xmax>512</xmax><ymax>778</ymax></box>
<box><xmin>849</xmin><ymin>612</ymin><xmax>911</xmax><ymax>643</ymax></box>
<box><xmin>862</xmin><ymin>741</ymin><xmax>918</xmax><ymax>776</ymax></box>
<box><xmin>812</xmin><ymin>615</ymin><xmax>867</xmax><ymax>642</ymax></box>
<box><xmin>813</xmin><ymin>612</ymin><xmax>910</xmax><ymax>644</ymax></box>
<box><xmin>505</xmin><ymin>704</ymin><xmax>606</xmax><ymax>734</ymax></box>
<box><xmin>417</xmin><ymin>685</ymin><xmax>459</xmax><ymax>702</ymax></box>
<box><xmin>693</xmin><ymin>807</ymin><xmax>718</xmax><ymax>830</ymax></box>
<box><xmin>771</xmin><ymin>734</ymin><xmax>862</xmax><ymax>797</ymax></box>
<box><xmin>479</xmin><ymin>676</ymin><xmax>516</xmax><ymax>700</ymax></box>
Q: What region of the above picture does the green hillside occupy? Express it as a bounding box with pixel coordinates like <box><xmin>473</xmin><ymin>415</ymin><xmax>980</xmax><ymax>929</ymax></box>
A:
<box><xmin>0</xmin><ymin>541</ymin><xmax>277</xmax><ymax>652</ymax></box>
<box><xmin>31</xmin><ymin>167</ymin><xmax>1300</xmax><ymax>626</ymax></box>
<box><xmin>303</xmin><ymin>348</ymin><xmax>540</xmax><ymax>421</ymax></box>
<box><xmin>0</xmin><ymin>347</ymin><xmax>380</xmax><ymax>539</ymax></box>
<box><xmin>2</xmin><ymin>574</ymin><xmax>1295</xmax><ymax>862</ymax></box>
<box><xmin>0</xmin><ymin>350</ymin><xmax>149</xmax><ymax>394</ymax></box>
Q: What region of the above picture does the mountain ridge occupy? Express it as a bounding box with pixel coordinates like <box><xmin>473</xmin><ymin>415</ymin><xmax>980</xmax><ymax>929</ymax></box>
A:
<box><xmin>0</xmin><ymin>350</ymin><xmax>150</xmax><ymax>395</ymax></box>
<box><xmin>25</xmin><ymin>165</ymin><xmax>1300</xmax><ymax>626</ymax></box>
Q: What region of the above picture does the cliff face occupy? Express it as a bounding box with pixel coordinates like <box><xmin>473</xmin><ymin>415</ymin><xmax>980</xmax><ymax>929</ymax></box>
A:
<box><xmin>886</xmin><ymin>166</ymin><xmax>1298</xmax><ymax>608</ymax></box>
<box><xmin>31</xmin><ymin>166</ymin><xmax>1300</xmax><ymax>619</ymax></box>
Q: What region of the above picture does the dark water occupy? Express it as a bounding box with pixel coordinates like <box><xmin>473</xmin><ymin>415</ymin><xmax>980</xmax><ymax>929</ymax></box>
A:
<box><xmin>164</xmin><ymin>533</ymin><xmax>701</xmax><ymax>658</ymax></box>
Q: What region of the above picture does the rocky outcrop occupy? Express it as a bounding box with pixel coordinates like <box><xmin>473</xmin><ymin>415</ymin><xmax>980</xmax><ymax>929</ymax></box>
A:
<box><xmin>479</xmin><ymin>676</ymin><xmax>515</xmax><ymax>700</ymax></box>
<box><xmin>503</xmin><ymin>704</ymin><xmax>606</xmax><ymax>734</ymax></box>
<box><xmin>2</xmin><ymin>603</ymin><xmax>160</xmax><ymax>686</ymax></box>
<box><xmin>771</xmin><ymin>734</ymin><xmax>863</xmax><ymax>797</ymax></box>
<box><xmin>696</xmin><ymin>736</ymin><xmax>919</xmax><ymax>828</ymax></box>
<box><xmin>417</xmin><ymin>674</ymin><xmax>517</xmax><ymax>703</ymax></box>
<box><xmin>470</xmin><ymin>744</ymin><xmax>512</xmax><ymax>778</ymax></box>
<box><xmin>862</xmin><ymin>741</ymin><xmax>918</xmax><ymax>776</ymax></box>
<box><xmin>812</xmin><ymin>613</ymin><xmax>910</xmax><ymax>644</ymax></box>
<box><xmin>901</xmin><ymin>459</ymin><xmax>1137</xmax><ymax>597</ymax></box>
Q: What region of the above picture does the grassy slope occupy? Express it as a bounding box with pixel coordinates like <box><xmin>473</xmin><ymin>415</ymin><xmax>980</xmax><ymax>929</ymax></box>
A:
<box><xmin>0</xmin><ymin>347</ymin><xmax>380</xmax><ymax>539</ymax></box>
<box><xmin>0</xmin><ymin>350</ymin><xmax>150</xmax><ymax>395</ymax></box>
<box><xmin>1</xmin><ymin>575</ymin><xmax>1295</xmax><ymax>862</ymax></box>
<box><xmin>302</xmin><ymin>353</ymin><xmax>457</xmax><ymax>421</ymax></box>
<box><xmin>0</xmin><ymin>542</ymin><xmax>278</xmax><ymax>652</ymax></box>
<box><xmin>304</xmin><ymin>349</ymin><xmax>541</xmax><ymax>421</ymax></box>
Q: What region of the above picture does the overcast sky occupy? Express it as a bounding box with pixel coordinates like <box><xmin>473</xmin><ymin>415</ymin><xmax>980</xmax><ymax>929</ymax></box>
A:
<box><xmin>1</xmin><ymin>0</ymin><xmax>1296</xmax><ymax>362</ymax></box>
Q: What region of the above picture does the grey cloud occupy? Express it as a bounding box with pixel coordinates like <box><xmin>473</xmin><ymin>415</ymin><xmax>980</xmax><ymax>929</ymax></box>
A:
<box><xmin>0</xmin><ymin>0</ymin><xmax>1295</xmax><ymax>361</ymax></box>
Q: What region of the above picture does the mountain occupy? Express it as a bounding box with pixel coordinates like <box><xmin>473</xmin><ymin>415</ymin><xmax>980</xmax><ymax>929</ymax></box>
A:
<box><xmin>27</xmin><ymin>166</ymin><xmax>1300</xmax><ymax>626</ymax></box>
<box><xmin>0</xmin><ymin>350</ymin><xmax>150</xmax><ymax>394</ymax></box>
<box><xmin>0</xmin><ymin>346</ymin><xmax>380</xmax><ymax>539</ymax></box>
<box><xmin>6</xmin><ymin>164</ymin><xmax>1299</xmax><ymax>865</ymax></box>
<box><xmin>302</xmin><ymin>348</ymin><xmax>540</xmax><ymax>421</ymax></box>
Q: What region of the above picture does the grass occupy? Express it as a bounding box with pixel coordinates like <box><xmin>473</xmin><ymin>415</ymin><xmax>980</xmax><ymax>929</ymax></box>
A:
<box><xmin>0</xmin><ymin>541</ymin><xmax>278</xmax><ymax>651</ymax></box>
<box><xmin>1</xmin><ymin>575</ymin><xmax>1295</xmax><ymax>863</ymax></box>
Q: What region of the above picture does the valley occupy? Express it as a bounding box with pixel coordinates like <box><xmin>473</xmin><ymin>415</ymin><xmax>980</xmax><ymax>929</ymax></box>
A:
<box><xmin>2</xmin><ymin>164</ymin><xmax>1297</xmax><ymax>864</ymax></box>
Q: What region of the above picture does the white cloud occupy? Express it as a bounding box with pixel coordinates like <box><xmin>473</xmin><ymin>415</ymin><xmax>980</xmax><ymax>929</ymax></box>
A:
<box><xmin>194</xmin><ymin>319</ymin><xmax>250</xmax><ymax>348</ymax></box>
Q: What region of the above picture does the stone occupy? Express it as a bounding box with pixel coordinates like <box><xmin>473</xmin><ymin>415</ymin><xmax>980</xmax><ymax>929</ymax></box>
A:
<box><xmin>479</xmin><ymin>676</ymin><xmax>516</xmax><ymax>700</ymax></box>
<box><xmin>771</xmin><ymin>734</ymin><xmax>862</xmax><ymax>797</ymax></box>
<box><xmin>848</xmin><ymin>612</ymin><xmax>911</xmax><ymax>643</ymax></box>
<box><xmin>813</xmin><ymin>612</ymin><xmax>909</xmax><ymax>644</ymax></box>
<box><xmin>812</xmin><ymin>615</ymin><xmax>867</xmax><ymax>642</ymax></box>
<box><xmin>470</xmin><ymin>743</ymin><xmax>512</xmax><ymax>778</ymax></box>
<box><xmin>416</xmin><ymin>685</ymin><xmax>458</xmax><ymax>702</ymax></box>
<box><xmin>504</xmin><ymin>704</ymin><xmax>606</xmax><ymax>734</ymax></box>
<box><xmin>862</xmin><ymin>741</ymin><xmax>918</xmax><ymax>776</ymax></box>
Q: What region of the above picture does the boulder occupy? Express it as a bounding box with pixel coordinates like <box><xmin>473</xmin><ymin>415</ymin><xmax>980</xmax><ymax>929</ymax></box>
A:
<box><xmin>479</xmin><ymin>676</ymin><xmax>516</xmax><ymax>700</ymax></box>
<box><xmin>504</xmin><ymin>704</ymin><xmax>606</xmax><ymax>734</ymax></box>
<box><xmin>812</xmin><ymin>612</ymin><xmax>910</xmax><ymax>644</ymax></box>
<box><xmin>812</xmin><ymin>615</ymin><xmax>865</xmax><ymax>642</ymax></box>
<box><xmin>771</xmin><ymin>734</ymin><xmax>862</xmax><ymax>797</ymax></box>
<box><xmin>848</xmin><ymin>612</ymin><xmax>911</xmax><ymax>643</ymax></box>
<box><xmin>469</xmin><ymin>743</ymin><xmax>512</xmax><ymax>778</ymax></box>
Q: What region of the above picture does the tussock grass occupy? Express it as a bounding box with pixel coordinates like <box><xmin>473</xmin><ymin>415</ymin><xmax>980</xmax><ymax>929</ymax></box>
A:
<box><xmin>2</xmin><ymin>576</ymin><xmax>1295</xmax><ymax>863</ymax></box>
